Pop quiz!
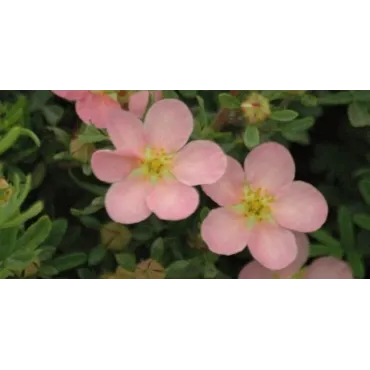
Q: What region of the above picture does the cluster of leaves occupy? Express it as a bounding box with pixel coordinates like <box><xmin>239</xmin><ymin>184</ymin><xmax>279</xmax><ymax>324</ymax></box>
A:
<box><xmin>0</xmin><ymin>90</ymin><xmax>369</xmax><ymax>278</ymax></box>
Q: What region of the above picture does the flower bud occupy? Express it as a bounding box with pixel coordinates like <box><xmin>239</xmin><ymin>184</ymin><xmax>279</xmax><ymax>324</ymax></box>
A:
<box><xmin>0</xmin><ymin>178</ymin><xmax>13</xmax><ymax>206</ymax></box>
<box><xmin>135</xmin><ymin>259</ymin><xmax>165</xmax><ymax>279</ymax></box>
<box><xmin>70</xmin><ymin>138</ymin><xmax>95</xmax><ymax>164</ymax></box>
<box><xmin>100</xmin><ymin>222</ymin><xmax>132</xmax><ymax>252</ymax></box>
<box><xmin>241</xmin><ymin>93</ymin><xmax>271</xmax><ymax>124</ymax></box>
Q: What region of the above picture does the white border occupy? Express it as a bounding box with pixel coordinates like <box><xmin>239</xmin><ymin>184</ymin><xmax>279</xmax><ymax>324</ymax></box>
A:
<box><xmin>1</xmin><ymin>1</ymin><xmax>369</xmax><ymax>88</ymax></box>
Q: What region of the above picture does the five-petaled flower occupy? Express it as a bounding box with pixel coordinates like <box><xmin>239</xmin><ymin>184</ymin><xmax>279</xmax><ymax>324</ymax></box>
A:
<box><xmin>91</xmin><ymin>99</ymin><xmax>227</xmax><ymax>224</ymax></box>
<box><xmin>52</xmin><ymin>90</ymin><xmax>161</xmax><ymax>128</ymax></box>
<box><xmin>201</xmin><ymin>142</ymin><xmax>329</xmax><ymax>270</ymax></box>
<box><xmin>239</xmin><ymin>233</ymin><xmax>353</xmax><ymax>279</ymax></box>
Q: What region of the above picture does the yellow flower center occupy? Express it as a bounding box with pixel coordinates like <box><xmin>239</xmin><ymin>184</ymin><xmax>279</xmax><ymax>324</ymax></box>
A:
<box><xmin>134</xmin><ymin>147</ymin><xmax>174</xmax><ymax>183</ymax></box>
<box><xmin>233</xmin><ymin>185</ymin><xmax>275</xmax><ymax>228</ymax></box>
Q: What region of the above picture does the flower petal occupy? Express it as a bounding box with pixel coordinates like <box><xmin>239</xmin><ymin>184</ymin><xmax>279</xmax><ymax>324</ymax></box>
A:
<box><xmin>239</xmin><ymin>261</ymin><xmax>275</xmax><ymax>279</ymax></box>
<box><xmin>201</xmin><ymin>208</ymin><xmax>250</xmax><ymax>255</ymax></box>
<box><xmin>129</xmin><ymin>91</ymin><xmax>162</xmax><ymax>118</ymax></box>
<box><xmin>144</xmin><ymin>99</ymin><xmax>193</xmax><ymax>152</ymax></box>
<box><xmin>272</xmin><ymin>181</ymin><xmax>329</xmax><ymax>233</ymax></box>
<box><xmin>248</xmin><ymin>223</ymin><xmax>298</xmax><ymax>270</ymax></box>
<box><xmin>202</xmin><ymin>156</ymin><xmax>245</xmax><ymax>206</ymax></box>
<box><xmin>106</xmin><ymin>109</ymin><xmax>147</xmax><ymax>157</ymax></box>
<box><xmin>76</xmin><ymin>93</ymin><xmax>121</xmax><ymax>129</ymax></box>
<box><xmin>146</xmin><ymin>179</ymin><xmax>199</xmax><ymax>221</ymax></box>
<box><xmin>244</xmin><ymin>142</ymin><xmax>295</xmax><ymax>194</ymax></box>
<box><xmin>91</xmin><ymin>150</ymin><xmax>138</xmax><ymax>184</ymax></box>
<box><xmin>304</xmin><ymin>257</ymin><xmax>353</xmax><ymax>279</ymax></box>
<box><xmin>53</xmin><ymin>90</ymin><xmax>87</xmax><ymax>101</ymax></box>
<box><xmin>105</xmin><ymin>177</ymin><xmax>153</xmax><ymax>224</ymax></box>
<box><xmin>172</xmin><ymin>140</ymin><xmax>227</xmax><ymax>186</ymax></box>
<box><xmin>278</xmin><ymin>232</ymin><xmax>310</xmax><ymax>278</ymax></box>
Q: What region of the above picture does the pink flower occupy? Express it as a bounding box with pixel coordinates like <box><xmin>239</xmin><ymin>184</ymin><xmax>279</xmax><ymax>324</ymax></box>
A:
<box><xmin>239</xmin><ymin>233</ymin><xmax>353</xmax><ymax>279</ymax></box>
<box><xmin>91</xmin><ymin>99</ymin><xmax>227</xmax><ymax>224</ymax></box>
<box><xmin>201</xmin><ymin>142</ymin><xmax>329</xmax><ymax>270</ymax></box>
<box><xmin>52</xmin><ymin>90</ymin><xmax>162</xmax><ymax>128</ymax></box>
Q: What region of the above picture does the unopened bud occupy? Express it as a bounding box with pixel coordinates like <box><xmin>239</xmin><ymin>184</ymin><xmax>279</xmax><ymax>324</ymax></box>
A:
<box><xmin>135</xmin><ymin>259</ymin><xmax>165</xmax><ymax>279</ymax></box>
<box><xmin>100</xmin><ymin>222</ymin><xmax>132</xmax><ymax>252</ymax></box>
<box><xmin>0</xmin><ymin>178</ymin><xmax>13</xmax><ymax>206</ymax></box>
<box><xmin>241</xmin><ymin>93</ymin><xmax>271</xmax><ymax>124</ymax></box>
<box><xmin>70</xmin><ymin>138</ymin><xmax>95</xmax><ymax>163</ymax></box>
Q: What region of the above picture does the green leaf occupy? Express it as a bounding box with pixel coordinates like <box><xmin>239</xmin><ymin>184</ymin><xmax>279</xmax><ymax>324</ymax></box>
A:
<box><xmin>282</xmin><ymin>130</ymin><xmax>310</xmax><ymax>145</ymax></box>
<box><xmin>46</xmin><ymin>127</ymin><xmax>71</xmax><ymax>147</ymax></box>
<box><xmin>77</xmin><ymin>268</ymin><xmax>97</xmax><ymax>279</ymax></box>
<box><xmin>338</xmin><ymin>206</ymin><xmax>355</xmax><ymax>252</ymax></box>
<box><xmin>51</xmin><ymin>253</ymin><xmax>87</xmax><ymax>272</ymax></box>
<box><xmin>45</xmin><ymin>219</ymin><xmax>68</xmax><ymax>247</ymax></box>
<box><xmin>282</xmin><ymin>117</ymin><xmax>315</xmax><ymax>132</ymax></box>
<box><xmin>310</xmin><ymin>229</ymin><xmax>341</xmax><ymax>248</ymax></box>
<box><xmin>69</xmin><ymin>170</ymin><xmax>107</xmax><ymax>196</ymax></box>
<box><xmin>29</xmin><ymin>91</ymin><xmax>53</xmax><ymax>111</ymax></box>
<box><xmin>243</xmin><ymin>125</ymin><xmax>260</xmax><ymax>149</ymax></box>
<box><xmin>16</xmin><ymin>215</ymin><xmax>52</xmax><ymax>251</ymax></box>
<box><xmin>300</xmin><ymin>94</ymin><xmax>318</xmax><ymax>107</ymax></box>
<box><xmin>162</xmin><ymin>91</ymin><xmax>179</xmax><ymax>99</ymax></box>
<box><xmin>319</xmin><ymin>91</ymin><xmax>353</xmax><ymax>105</ymax></box>
<box><xmin>348</xmin><ymin>102</ymin><xmax>370</xmax><ymax>127</ymax></box>
<box><xmin>79</xmin><ymin>216</ymin><xmax>101</xmax><ymax>230</ymax></box>
<box><xmin>270</xmin><ymin>110</ymin><xmax>299</xmax><ymax>122</ymax></box>
<box><xmin>353</xmin><ymin>213</ymin><xmax>370</xmax><ymax>231</ymax></box>
<box><xmin>218</xmin><ymin>93</ymin><xmax>240</xmax><ymax>109</ymax></box>
<box><xmin>151</xmin><ymin>238</ymin><xmax>165</xmax><ymax>262</ymax></box>
<box><xmin>196</xmin><ymin>95</ymin><xmax>208</xmax><ymax>127</ymax></box>
<box><xmin>19</xmin><ymin>128</ymin><xmax>40</xmax><ymax>147</ymax></box>
<box><xmin>347</xmin><ymin>250</ymin><xmax>365</xmax><ymax>279</ymax></box>
<box><xmin>0</xmin><ymin>126</ymin><xmax>21</xmax><ymax>155</ymax></box>
<box><xmin>0</xmin><ymin>227</ymin><xmax>18</xmax><ymax>260</ymax></box>
<box><xmin>88</xmin><ymin>246</ymin><xmax>107</xmax><ymax>266</ymax></box>
<box><xmin>31</xmin><ymin>162</ymin><xmax>47</xmax><ymax>189</ymax></box>
<box><xmin>352</xmin><ymin>91</ymin><xmax>370</xmax><ymax>102</ymax></box>
<box><xmin>359</xmin><ymin>179</ymin><xmax>370</xmax><ymax>205</ymax></box>
<box><xmin>179</xmin><ymin>90</ymin><xmax>198</xmax><ymax>98</ymax></box>
<box><xmin>42</xmin><ymin>104</ymin><xmax>65</xmax><ymax>125</ymax></box>
<box><xmin>38</xmin><ymin>265</ymin><xmax>59</xmax><ymax>277</ymax></box>
<box><xmin>0</xmin><ymin>269</ymin><xmax>13</xmax><ymax>279</ymax></box>
<box><xmin>166</xmin><ymin>260</ymin><xmax>191</xmax><ymax>279</ymax></box>
<box><xmin>116</xmin><ymin>253</ymin><xmax>137</xmax><ymax>272</ymax></box>
<box><xmin>78</xmin><ymin>125</ymin><xmax>109</xmax><ymax>144</ymax></box>
<box><xmin>1</xmin><ymin>201</ymin><xmax>44</xmax><ymax>229</ymax></box>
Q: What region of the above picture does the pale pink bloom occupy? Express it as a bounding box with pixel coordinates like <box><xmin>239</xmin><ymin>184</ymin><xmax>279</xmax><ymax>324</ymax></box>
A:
<box><xmin>52</xmin><ymin>90</ymin><xmax>161</xmax><ymax>128</ymax></box>
<box><xmin>239</xmin><ymin>233</ymin><xmax>353</xmax><ymax>279</ymax></box>
<box><xmin>91</xmin><ymin>99</ymin><xmax>227</xmax><ymax>224</ymax></box>
<box><xmin>201</xmin><ymin>142</ymin><xmax>329</xmax><ymax>270</ymax></box>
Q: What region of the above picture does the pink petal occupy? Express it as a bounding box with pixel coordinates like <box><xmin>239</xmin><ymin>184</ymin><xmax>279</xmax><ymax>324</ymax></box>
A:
<box><xmin>201</xmin><ymin>208</ymin><xmax>250</xmax><ymax>255</ymax></box>
<box><xmin>172</xmin><ymin>140</ymin><xmax>227</xmax><ymax>186</ymax></box>
<box><xmin>105</xmin><ymin>177</ymin><xmax>153</xmax><ymax>224</ymax></box>
<box><xmin>304</xmin><ymin>257</ymin><xmax>353</xmax><ymax>279</ymax></box>
<box><xmin>53</xmin><ymin>90</ymin><xmax>88</xmax><ymax>101</ymax></box>
<box><xmin>272</xmin><ymin>181</ymin><xmax>329</xmax><ymax>233</ymax></box>
<box><xmin>91</xmin><ymin>150</ymin><xmax>138</xmax><ymax>184</ymax></box>
<box><xmin>277</xmin><ymin>232</ymin><xmax>310</xmax><ymax>278</ymax></box>
<box><xmin>146</xmin><ymin>179</ymin><xmax>199</xmax><ymax>221</ymax></box>
<box><xmin>106</xmin><ymin>109</ymin><xmax>147</xmax><ymax>157</ymax></box>
<box><xmin>202</xmin><ymin>156</ymin><xmax>245</xmax><ymax>206</ymax></box>
<box><xmin>129</xmin><ymin>91</ymin><xmax>162</xmax><ymax>118</ymax></box>
<box><xmin>248</xmin><ymin>223</ymin><xmax>298</xmax><ymax>270</ymax></box>
<box><xmin>244</xmin><ymin>142</ymin><xmax>295</xmax><ymax>195</ymax></box>
<box><xmin>76</xmin><ymin>93</ymin><xmax>121</xmax><ymax>129</ymax></box>
<box><xmin>144</xmin><ymin>99</ymin><xmax>193</xmax><ymax>153</ymax></box>
<box><xmin>239</xmin><ymin>261</ymin><xmax>275</xmax><ymax>279</ymax></box>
